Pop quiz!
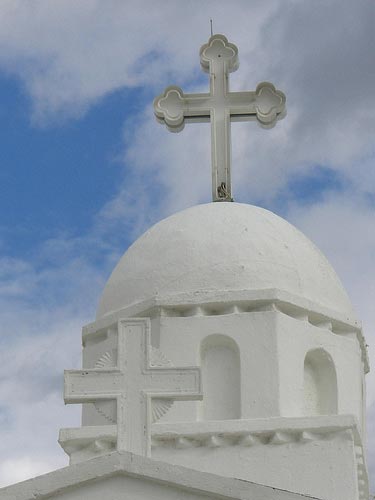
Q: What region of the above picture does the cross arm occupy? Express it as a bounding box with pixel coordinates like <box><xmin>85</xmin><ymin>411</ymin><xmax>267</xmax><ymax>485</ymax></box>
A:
<box><xmin>154</xmin><ymin>86</ymin><xmax>212</xmax><ymax>132</ymax></box>
<box><xmin>64</xmin><ymin>369</ymin><xmax>123</xmax><ymax>403</ymax></box>
<box><xmin>227</xmin><ymin>82</ymin><xmax>286</xmax><ymax>127</ymax></box>
<box><xmin>145</xmin><ymin>366</ymin><xmax>202</xmax><ymax>399</ymax></box>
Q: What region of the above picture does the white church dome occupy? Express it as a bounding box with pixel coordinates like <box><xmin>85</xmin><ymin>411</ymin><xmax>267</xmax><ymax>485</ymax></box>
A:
<box><xmin>97</xmin><ymin>202</ymin><xmax>355</xmax><ymax>319</ymax></box>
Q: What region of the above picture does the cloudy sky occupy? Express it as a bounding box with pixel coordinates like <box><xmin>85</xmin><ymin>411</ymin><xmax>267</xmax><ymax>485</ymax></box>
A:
<box><xmin>0</xmin><ymin>0</ymin><xmax>374</xmax><ymax>492</ymax></box>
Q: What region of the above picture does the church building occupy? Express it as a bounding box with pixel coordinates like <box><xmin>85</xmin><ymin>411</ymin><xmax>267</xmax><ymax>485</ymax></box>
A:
<box><xmin>0</xmin><ymin>34</ymin><xmax>369</xmax><ymax>500</ymax></box>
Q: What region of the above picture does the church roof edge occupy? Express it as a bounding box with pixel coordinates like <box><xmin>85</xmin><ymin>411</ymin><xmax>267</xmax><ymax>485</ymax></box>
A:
<box><xmin>0</xmin><ymin>450</ymin><xmax>320</xmax><ymax>500</ymax></box>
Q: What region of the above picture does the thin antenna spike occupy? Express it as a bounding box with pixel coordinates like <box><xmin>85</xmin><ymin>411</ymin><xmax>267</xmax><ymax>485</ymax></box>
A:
<box><xmin>210</xmin><ymin>19</ymin><xmax>213</xmax><ymax>37</ymax></box>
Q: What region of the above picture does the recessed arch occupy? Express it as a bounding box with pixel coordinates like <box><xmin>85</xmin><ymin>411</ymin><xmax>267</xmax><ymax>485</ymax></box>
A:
<box><xmin>199</xmin><ymin>334</ymin><xmax>241</xmax><ymax>421</ymax></box>
<box><xmin>303</xmin><ymin>348</ymin><xmax>337</xmax><ymax>416</ymax></box>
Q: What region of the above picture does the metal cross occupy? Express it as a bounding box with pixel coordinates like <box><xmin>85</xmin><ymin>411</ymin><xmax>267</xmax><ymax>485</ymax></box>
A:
<box><xmin>154</xmin><ymin>34</ymin><xmax>286</xmax><ymax>202</ymax></box>
<box><xmin>64</xmin><ymin>318</ymin><xmax>202</xmax><ymax>457</ymax></box>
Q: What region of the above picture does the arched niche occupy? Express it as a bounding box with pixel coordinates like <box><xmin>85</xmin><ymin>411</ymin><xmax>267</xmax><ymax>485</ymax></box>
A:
<box><xmin>199</xmin><ymin>334</ymin><xmax>241</xmax><ymax>421</ymax></box>
<box><xmin>303</xmin><ymin>348</ymin><xmax>338</xmax><ymax>416</ymax></box>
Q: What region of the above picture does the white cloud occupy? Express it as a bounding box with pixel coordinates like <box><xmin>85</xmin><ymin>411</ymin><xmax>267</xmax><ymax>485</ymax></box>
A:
<box><xmin>0</xmin><ymin>310</ymin><xmax>83</xmax><ymax>486</ymax></box>
<box><xmin>0</xmin><ymin>457</ymin><xmax>58</xmax><ymax>486</ymax></box>
<box><xmin>0</xmin><ymin>233</ymin><xmax>113</xmax><ymax>486</ymax></box>
<box><xmin>0</xmin><ymin>0</ymin><xmax>278</xmax><ymax>122</ymax></box>
<box><xmin>82</xmin><ymin>0</ymin><xmax>375</xmax><ymax>225</ymax></box>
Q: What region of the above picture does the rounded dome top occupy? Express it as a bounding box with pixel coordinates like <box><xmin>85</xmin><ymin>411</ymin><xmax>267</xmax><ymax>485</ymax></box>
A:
<box><xmin>97</xmin><ymin>203</ymin><xmax>354</xmax><ymax>319</ymax></box>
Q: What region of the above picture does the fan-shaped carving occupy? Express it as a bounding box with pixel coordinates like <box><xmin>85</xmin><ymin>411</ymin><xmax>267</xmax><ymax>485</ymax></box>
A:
<box><xmin>149</xmin><ymin>347</ymin><xmax>174</xmax><ymax>421</ymax></box>
<box><xmin>149</xmin><ymin>346</ymin><xmax>173</xmax><ymax>367</ymax></box>
<box><xmin>93</xmin><ymin>350</ymin><xmax>116</xmax><ymax>423</ymax></box>
<box><xmin>152</xmin><ymin>398</ymin><xmax>173</xmax><ymax>422</ymax></box>
<box><xmin>94</xmin><ymin>400</ymin><xmax>116</xmax><ymax>424</ymax></box>
<box><xmin>95</xmin><ymin>350</ymin><xmax>116</xmax><ymax>369</ymax></box>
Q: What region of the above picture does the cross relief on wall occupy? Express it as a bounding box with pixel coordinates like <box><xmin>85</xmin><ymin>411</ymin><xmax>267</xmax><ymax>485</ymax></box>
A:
<box><xmin>64</xmin><ymin>318</ymin><xmax>202</xmax><ymax>457</ymax></box>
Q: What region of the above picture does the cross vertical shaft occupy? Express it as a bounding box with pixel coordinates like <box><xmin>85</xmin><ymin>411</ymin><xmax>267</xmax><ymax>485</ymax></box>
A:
<box><xmin>208</xmin><ymin>49</ymin><xmax>232</xmax><ymax>201</ymax></box>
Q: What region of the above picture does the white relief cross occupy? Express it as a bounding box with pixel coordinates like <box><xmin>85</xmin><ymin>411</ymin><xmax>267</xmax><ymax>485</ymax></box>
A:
<box><xmin>64</xmin><ymin>318</ymin><xmax>202</xmax><ymax>457</ymax></box>
<box><xmin>154</xmin><ymin>34</ymin><xmax>286</xmax><ymax>202</ymax></box>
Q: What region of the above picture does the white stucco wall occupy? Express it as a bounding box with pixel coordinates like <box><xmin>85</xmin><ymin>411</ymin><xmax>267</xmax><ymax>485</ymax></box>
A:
<box><xmin>153</xmin><ymin>428</ymin><xmax>358</xmax><ymax>500</ymax></box>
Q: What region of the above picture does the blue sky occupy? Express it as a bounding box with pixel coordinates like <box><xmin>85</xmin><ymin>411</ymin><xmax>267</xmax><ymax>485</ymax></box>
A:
<box><xmin>0</xmin><ymin>0</ymin><xmax>374</xmax><ymax>492</ymax></box>
<box><xmin>1</xmin><ymin>76</ymin><xmax>128</xmax><ymax>252</ymax></box>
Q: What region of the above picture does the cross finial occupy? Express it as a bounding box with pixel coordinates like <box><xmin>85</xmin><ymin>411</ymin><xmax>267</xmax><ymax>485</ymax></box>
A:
<box><xmin>154</xmin><ymin>34</ymin><xmax>286</xmax><ymax>202</ymax></box>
